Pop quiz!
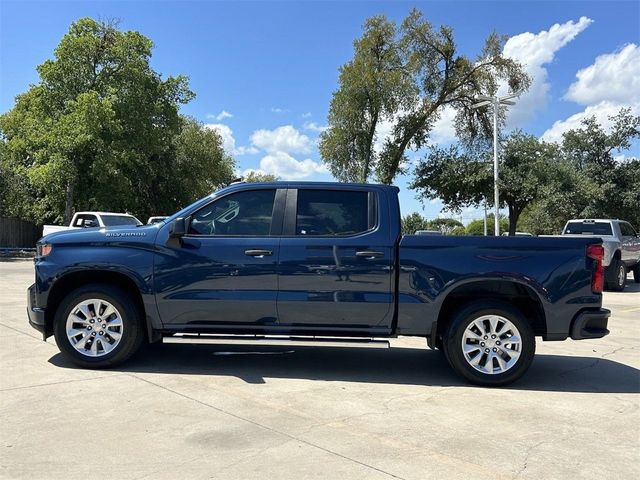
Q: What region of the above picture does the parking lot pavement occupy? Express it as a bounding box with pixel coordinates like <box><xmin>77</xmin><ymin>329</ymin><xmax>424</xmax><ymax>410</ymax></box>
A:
<box><xmin>0</xmin><ymin>260</ymin><xmax>638</xmax><ymax>480</ymax></box>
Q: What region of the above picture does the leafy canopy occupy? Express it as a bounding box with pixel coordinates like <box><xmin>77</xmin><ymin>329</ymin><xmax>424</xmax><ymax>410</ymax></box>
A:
<box><xmin>320</xmin><ymin>8</ymin><xmax>530</xmax><ymax>184</ymax></box>
<box><xmin>0</xmin><ymin>18</ymin><xmax>233</xmax><ymax>223</ymax></box>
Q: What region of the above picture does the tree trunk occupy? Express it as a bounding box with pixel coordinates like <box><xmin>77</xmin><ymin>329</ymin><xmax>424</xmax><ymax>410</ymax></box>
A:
<box><xmin>64</xmin><ymin>180</ymin><xmax>74</xmax><ymax>225</ymax></box>
<box><xmin>508</xmin><ymin>204</ymin><xmax>519</xmax><ymax>236</ymax></box>
<box><xmin>362</xmin><ymin>109</ymin><xmax>380</xmax><ymax>183</ymax></box>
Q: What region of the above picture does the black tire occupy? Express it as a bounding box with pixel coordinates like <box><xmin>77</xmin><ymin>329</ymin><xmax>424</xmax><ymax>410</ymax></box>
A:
<box><xmin>443</xmin><ymin>301</ymin><xmax>536</xmax><ymax>387</ymax></box>
<box><xmin>606</xmin><ymin>259</ymin><xmax>627</xmax><ymax>291</ymax></box>
<box><xmin>53</xmin><ymin>283</ymin><xmax>146</xmax><ymax>368</ymax></box>
<box><xmin>633</xmin><ymin>264</ymin><xmax>640</xmax><ymax>284</ymax></box>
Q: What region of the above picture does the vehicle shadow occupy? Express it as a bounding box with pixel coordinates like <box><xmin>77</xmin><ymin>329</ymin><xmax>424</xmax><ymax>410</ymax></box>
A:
<box><xmin>48</xmin><ymin>343</ymin><xmax>640</xmax><ymax>393</ymax></box>
<box><xmin>621</xmin><ymin>280</ymin><xmax>640</xmax><ymax>293</ymax></box>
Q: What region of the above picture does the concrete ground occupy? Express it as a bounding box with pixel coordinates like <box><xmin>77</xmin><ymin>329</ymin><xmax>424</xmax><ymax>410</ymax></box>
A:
<box><xmin>0</xmin><ymin>259</ymin><xmax>638</xmax><ymax>480</ymax></box>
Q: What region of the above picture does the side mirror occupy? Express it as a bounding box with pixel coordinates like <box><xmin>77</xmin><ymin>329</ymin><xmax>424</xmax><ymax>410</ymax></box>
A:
<box><xmin>169</xmin><ymin>217</ymin><xmax>187</xmax><ymax>238</ymax></box>
<box><xmin>85</xmin><ymin>219</ymin><xmax>98</xmax><ymax>228</ymax></box>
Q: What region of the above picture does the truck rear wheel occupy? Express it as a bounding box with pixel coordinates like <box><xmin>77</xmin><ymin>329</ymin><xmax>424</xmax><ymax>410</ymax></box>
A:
<box><xmin>53</xmin><ymin>284</ymin><xmax>145</xmax><ymax>368</ymax></box>
<box><xmin>443</xmin><ymin>301</ymin><xmax>535</xmax><ymax>387</ymax></box>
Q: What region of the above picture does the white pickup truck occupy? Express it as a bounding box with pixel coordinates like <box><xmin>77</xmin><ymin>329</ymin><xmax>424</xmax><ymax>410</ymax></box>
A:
<box><xmin>560</xmin><ymin>219</ymin><xmax>640</xmax><ymax>291</ymax></box>
<box><xmin>42</xmin><ymin>212</ymin><xmax>142</xmax><ymax>237</ymax></box>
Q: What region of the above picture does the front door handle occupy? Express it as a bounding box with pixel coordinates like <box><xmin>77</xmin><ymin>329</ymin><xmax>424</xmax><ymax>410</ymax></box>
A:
<box><xmin>355</xmin><ymin>250</ymin><xmax>384</xmax><ymax>259</ymax></box>
<box><xmin>244</xmin><ymin>249</ymin><xmax>273</xmax><ymax>258</ymax></box>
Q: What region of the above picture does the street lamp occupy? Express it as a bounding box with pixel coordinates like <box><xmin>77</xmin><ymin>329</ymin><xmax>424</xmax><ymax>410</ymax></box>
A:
<box><xmin>472</xmin><ymin>93</ymin><xmax>517</xmax><ymax>236</ymax></box>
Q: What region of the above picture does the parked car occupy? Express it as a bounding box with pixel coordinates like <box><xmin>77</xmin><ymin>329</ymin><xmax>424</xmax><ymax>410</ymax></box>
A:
<box><xmin>560</xmin><ymin>219</ymin><xmax>640</xmax><ymax>291</ymax></box>
<box><xmin>147</xmin><ymin>216</ymin><xmax>169</xmax><ymax>224</ymax></box>
<box><xmin>28</xmin><ymin>182</ymin><xmax>610</xmax><ymax>386</ymax></box>
<box><xmin>42</xmin><ymin>212</ymin><xmax>142</xmax><ymax>237</ymax></box>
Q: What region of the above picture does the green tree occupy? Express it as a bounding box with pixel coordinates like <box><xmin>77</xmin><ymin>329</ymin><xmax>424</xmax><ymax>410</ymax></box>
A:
<box><xmin>465</xmin><ymin>215</ymin><xmax>508</xmax><ymax>236</ymax></box>
<box><xmin>0</xmin><ymin>18</ymin><xmax>196</xmax><ymax>224</ymax></box>
<box><xmin>517</xmin><ymin>160</ymin><xmax>594</xmax><ymax>234</ymax></box>
<box><xmin>401</xmin><ymin>212</ymin><xmax>429</xmax><ymax>234</ymax></box>
<box><xmin>561</xmin><ymin>108</ymin><xmax>640</xmax><ymax>222</ymax></box>
<box><xmin>320</xmin><ymin>8</ymin><xmax>530</xmax><ymax>184</ymax></box>
<box><xmin>499</xmin><ymin>132</ymin><xmax>560</xmax><ymax>234</ymax></box>
<box><xmin>411</xmin><ymin>144</ymin><xmax>490</xmax><ymax>211</ymax></box>
<box><xmin>0</xmin><ymin>142</ymin><xmax>30</xmax><ymax>218</ymax></box>
<box><xmin>521</xmin><ymin>109</ymin><xmax>640</xmax><ymax>232</ymax></box>
<box><xmin>611</xmin><ymin>158</ymin><xmax>640</xmax><ymax>228</ymax></box>
<box><xmin>411</xmin><ymin>132</ymin><xmax>566</xmax><ymax>235</ymax></box>
<box><xmin>158</xmin><ymin>117</ymin><xmax>235</xmax><ymax>214</ymax></box>
<box><xmin>319</xmin><ymin>15</ymin><xmax>413</xmax><ymax>182</ymax></box>
<box><xmin>244</xmin><ymin>171</ymin><xmax>280</xmax><ymax>183</ymax></box>
<box><xmin>426</xmin><ymin>217</ymin><xmax>463</xmax><ymax>234</ymax></box>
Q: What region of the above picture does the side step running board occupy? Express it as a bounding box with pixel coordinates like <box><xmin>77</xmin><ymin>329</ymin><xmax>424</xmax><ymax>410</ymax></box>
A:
<box><xmin>163</xmin><ymin>334</ymin><xmax>390</xmax><ymax>349</ymax></box>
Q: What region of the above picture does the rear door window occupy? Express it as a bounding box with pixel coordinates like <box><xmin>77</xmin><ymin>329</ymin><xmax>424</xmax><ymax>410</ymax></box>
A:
<box><xmin>295</xmin><ymin>190</ymin><xmax>373</xmax><ymax>236</ymax></box>
<box><xmin>620</xmin><ymin>222</ymin><xmax>636</xmax><ymax>237</ymax></box>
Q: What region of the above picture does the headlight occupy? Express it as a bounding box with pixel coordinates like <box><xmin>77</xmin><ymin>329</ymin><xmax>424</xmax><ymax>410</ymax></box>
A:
<box><xmin>36</xmin><ymin>243</ymin><xmax>53</xmax><ymax>257</ymax></box>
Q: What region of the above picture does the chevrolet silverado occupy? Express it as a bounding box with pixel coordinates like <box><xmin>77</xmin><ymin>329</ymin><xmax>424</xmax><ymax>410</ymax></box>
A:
<box><xmin>27</xmin><ymin>182</ymin><xmax>610</xmax><ymax>386</ymax></box>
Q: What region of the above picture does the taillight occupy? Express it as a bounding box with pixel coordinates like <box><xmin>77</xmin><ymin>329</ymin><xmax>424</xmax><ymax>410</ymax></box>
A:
<box><xmin>587</xmin><ymin>244</ymin><xmax>604</xmax><ymax>294</ymax></box>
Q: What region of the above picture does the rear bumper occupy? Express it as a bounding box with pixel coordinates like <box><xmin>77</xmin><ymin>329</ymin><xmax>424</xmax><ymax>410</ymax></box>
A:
<box><xmin>570</xmin><ymin>308</ymin><xmax>610</xmax><ymax>340</ymax></box>
<box><xmin>27</xmin><ymin>283</ymin><xmax>46</xmax><ymax>339</ymax></box>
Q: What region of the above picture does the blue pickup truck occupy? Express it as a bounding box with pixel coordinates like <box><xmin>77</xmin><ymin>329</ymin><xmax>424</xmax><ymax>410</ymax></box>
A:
<box><xmin>28</xmin><ymin>182</ymin><xmax>610</xmax><ymax>386</ymax></box>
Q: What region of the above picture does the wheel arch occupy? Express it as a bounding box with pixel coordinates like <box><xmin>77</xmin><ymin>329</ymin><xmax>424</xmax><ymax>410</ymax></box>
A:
<box><xmin>434</xmin><ymin>279</ymin><xmax>547</xmax><ymax>341</ymax></box>
<box><xmin>45</xmin><ymin>270</ymin><xmax>152</xmax><ymax>342</ymax></box>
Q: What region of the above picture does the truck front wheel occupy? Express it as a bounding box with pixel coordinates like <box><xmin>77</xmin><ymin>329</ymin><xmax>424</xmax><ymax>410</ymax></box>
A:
<box><xmin>443</xmin><ymin>301</ymin><xmax>536</xmax><ymax>387</ymax></box>
<box><xmin>53</xmin><ymin>284</ymin><xmax>145</xmax><ymax>368</ymax></box>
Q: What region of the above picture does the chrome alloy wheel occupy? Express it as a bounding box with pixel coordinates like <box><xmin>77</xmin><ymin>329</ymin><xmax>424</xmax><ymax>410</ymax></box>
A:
<box><xmin>618</xmin><ymin>265</ymin><xmax>626</xmax><ymax>287</ymax></box>
<box><xmin>461</xmin><ymin>315</ymin><xmax>522</xmax><ymax>375</ymax></box>
<box><xmin>65</xmin><ymin>299</ymin><xmax>124</xmax><ymax>357</ymax></box>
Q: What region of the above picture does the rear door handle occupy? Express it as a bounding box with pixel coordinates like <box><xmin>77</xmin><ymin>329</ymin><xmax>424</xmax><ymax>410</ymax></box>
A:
<box><xmin>355</xmin><ymin>250</ymin><xmax>384</xmax><ymax>259</ymax></box>
<box><xmin>244</xmin><ymin>249</ymin><xmax>273</xmax><ymax>258</ymax></box>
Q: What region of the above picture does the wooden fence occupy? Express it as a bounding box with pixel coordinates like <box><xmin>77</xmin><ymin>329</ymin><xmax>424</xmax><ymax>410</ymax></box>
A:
<box><xmin>0</xmin><ymin>217</ymin><xmax>42</xmax><ymax>248</ymax></box>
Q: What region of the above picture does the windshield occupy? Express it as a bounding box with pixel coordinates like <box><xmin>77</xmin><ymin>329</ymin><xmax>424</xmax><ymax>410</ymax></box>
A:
<box><xmin>564</xmin><ymin>221</ymin><xmax>613</xmax><ymax>236</ymax></box>
<box><xmin>101</xmin><ymin>215</ymin><xmax>142</xmax><ymax>227</ymax></box>
<box><xmin>163</xmin><ymin>185</ymin><xmax>234</xmax><ymax>224</ymax></box>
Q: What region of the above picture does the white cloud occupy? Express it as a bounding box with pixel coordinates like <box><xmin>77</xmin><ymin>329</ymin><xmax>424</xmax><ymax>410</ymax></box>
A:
<box><xmin>430</xmin><ymin>106</ymin><xmax>457</xmax><ymax>145</ymax></box>
<box><xmin>251</xmin><ymin>125</ymin><xmax>312</xmax><ymax>154</ymax></box>
<box><xmin>542</xmin><ymin>100</ymin><xmax>638</xmax><ymax>143</ymax></box>
<box><xmin>500</xmin><ymin>16</ymin><xmax>593</xmax><ymax>127</ymax></box>
<box><xmin>207</xmin><ymin>110</ymin><xmax>233</xmax><ymax>121</ymax></box>
<box><xmin>303</xmin><ymin>121</ymin><xmax>328</xmax><ymax>133</ymax></box>
<box><xmin>207</xmin><ymin>123</ymin><xmax>328</xmax><ymax>179</ymax></box>
<box><xmin>564</xmin><ymin>44</ymin><xmax>640</xmax><ymax>105</ymax></box>
<box><xmin>253</xmin><ymin>152</ymin><xmax>328</xmax><ymax>180</ymax></box>
<box><xmin>235</xmin><ymin>145</ymin><xmax>260</xmax><ymax>155</ymax></box>
<box><xmin>373</xmin><ymin>115</ymin><xmax>395</xmax><ymax>154</ymax></box>
<box><xmin>204</xmin><ymin>124</ymin><xmax>257</xmax><ymax>156</ymax></box>
<box><xmin>271</xmin><ymin>107</ymin><xmax>289</xmax><ymax>114</ymax></box>
<box><xmin>215</xmin><ymin>110</ymin><xmax>233</xmax><ymax>121</ymax></box>
<box><xmin>542</xmin><ymin>43</ymin><xmax>640</xmax><ymax>143</ymax></box>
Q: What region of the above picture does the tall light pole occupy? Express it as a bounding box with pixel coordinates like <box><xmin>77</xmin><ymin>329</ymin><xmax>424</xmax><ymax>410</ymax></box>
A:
<box><xmin>472</xmin><ymin>93</ymin><xmax>517</xmax><ymax>236</ymax></box>
<box><xmin>483</xmin><ymin>200</ymin><xmax>488</xmax><ymax>236</ymax></box>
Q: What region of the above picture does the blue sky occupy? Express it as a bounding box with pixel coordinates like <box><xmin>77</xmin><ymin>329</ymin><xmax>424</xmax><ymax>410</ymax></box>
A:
<box><xmin>1</xmin><ymin>0</ymin><xmax>639</xmax><ymax>222</ymax></box>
